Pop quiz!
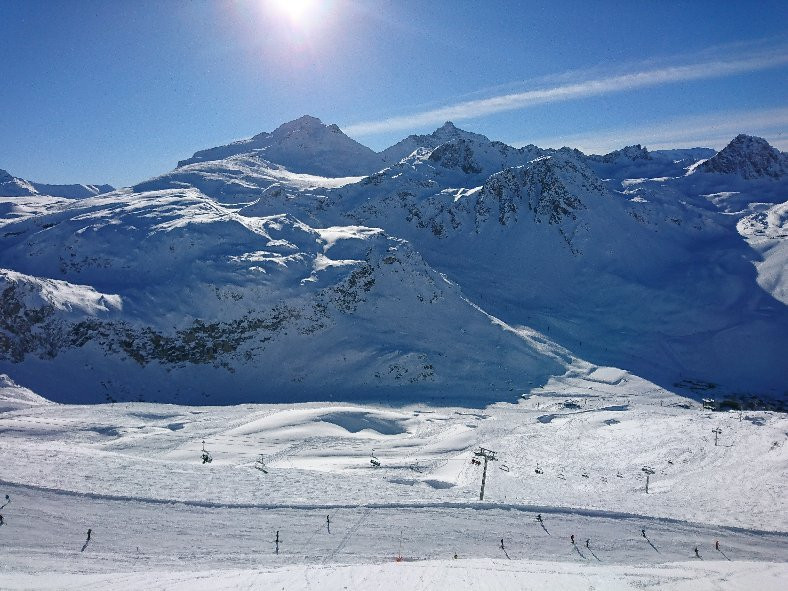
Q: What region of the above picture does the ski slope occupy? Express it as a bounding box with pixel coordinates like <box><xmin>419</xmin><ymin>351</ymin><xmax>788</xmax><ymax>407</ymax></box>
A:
<box><xmin>0</xmin><ymin>373</ymin><xmax>785</xmax><ymax>589</ymax></box>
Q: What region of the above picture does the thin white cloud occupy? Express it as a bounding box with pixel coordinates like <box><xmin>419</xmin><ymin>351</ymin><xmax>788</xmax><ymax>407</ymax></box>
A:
<box><xmin>518</xmin><ymin>107</ymin><xmax>788</xmax><ymax>154</ymax></box>
<box><xmin>343</xmin><ymin>47</ymin><xmax>788</xmax><ymax>137</ymax></box>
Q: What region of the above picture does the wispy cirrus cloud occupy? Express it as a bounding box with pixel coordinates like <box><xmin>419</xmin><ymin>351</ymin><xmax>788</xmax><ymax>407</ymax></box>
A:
<box><xmin>518</xmin><ymin>107</ymin><xmax>788</xmax><ymax>154</ymax></box>
<box><xmin>343</xmin><ymin>46</ymin><xmax>788</xmax><ymax>137</ymax></box>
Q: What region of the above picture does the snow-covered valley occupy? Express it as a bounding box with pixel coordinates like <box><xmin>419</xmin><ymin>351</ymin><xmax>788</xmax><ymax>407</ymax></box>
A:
<box><xmin>1</xmin><ymin>116</ymin><xmax>786</xmax><ymax>588</ymax></box>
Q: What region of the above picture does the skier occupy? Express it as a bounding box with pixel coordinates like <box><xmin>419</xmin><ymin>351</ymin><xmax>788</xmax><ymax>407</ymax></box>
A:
<box><xmin>570</xmin><ymin>535</ymin><xmax>575</xmax><ymax>545</ymax></box>
<box><xmin>500</xmin><ymin>538</ymin><xmax>505</xmax><ymax>550</ymax></box>
<box><xmin>585</xmin><ymin>539</ymin><xmax>590</xmax><ymax>549</ymax></box>
<box><xmin>694</xmin><ymin>546</ymin><xmax>700</xmax><ymax>558</ymax></box>
<box><xmin>453</xmin><ymin>553</ymin><xmax>458</xmax><ymax>559</ymax></box>
<box><xmin>80</xmin><ymin>528</ymin><xmax>92</xmax><ymax>553</ymax></box>
<box><xmin>536</xmin><ymin>514</ymin><xmax>543</xmax><ymax>523</ymax></box>
<box><xmin>326</xmin><ymin>515</ymin><xmax>330</xmax><ymax>530</ymax></box>
<box><xmin>641</xmin><ymin>528</ymin><xmax>646</xmax><ymax>538</ymax></box>
<box><xmin>0</xmin><ymin>514</ymin><xmax>4</xmax><ymax>526</ymax></box>
<box><xmin>715</xmin><ymin>540</ymin><xmax>720</xmax><ymax>551</ymax></box>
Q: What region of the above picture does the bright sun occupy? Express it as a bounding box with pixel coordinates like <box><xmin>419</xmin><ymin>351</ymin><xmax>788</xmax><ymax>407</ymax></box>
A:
<box><xmin>267</xmin><ymin>0</ymin><xmax>320</xmax><ymax>28</ymax></box>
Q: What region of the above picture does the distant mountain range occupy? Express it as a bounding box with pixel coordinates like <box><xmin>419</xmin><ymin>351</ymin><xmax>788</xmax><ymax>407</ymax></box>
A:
<box><xmin>0</xmin><ymin>168</ymin><xmax>113</xmax><ymax>199</ymax></box>
<box><xmin>1</xmin><ymin>117</ymin><xmax>786</xmax><ymax>405</ymax></box>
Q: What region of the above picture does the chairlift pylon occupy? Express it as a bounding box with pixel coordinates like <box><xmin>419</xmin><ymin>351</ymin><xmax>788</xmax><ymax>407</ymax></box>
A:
<box><xmin>370</xmin><ymin>449</ymin><xmax>381</xmax><ymax>468</ymax></box>
<box><xmin>254</xmin><ymin>454</ymin><xmax>268</xmax><ymax>473</ymax></box>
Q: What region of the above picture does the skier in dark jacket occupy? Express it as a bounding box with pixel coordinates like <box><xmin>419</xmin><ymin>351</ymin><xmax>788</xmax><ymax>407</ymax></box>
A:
<box><xmin>87</xmin><ymin>529</ymin><xmax>92</xmax><ymax>542</ymax></box>
<box><xmin>0</xmin><ymin>514</ymin><xmax>4</xmax><ymax>526</ymax></box>
<box><xmin>570</xmin><ymin>535</ymin><xmax>575</xmax><ymax>545</ymax></box>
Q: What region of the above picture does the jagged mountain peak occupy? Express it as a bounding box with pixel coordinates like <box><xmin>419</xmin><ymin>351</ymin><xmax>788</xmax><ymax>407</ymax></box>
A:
<box><xmin>591</xmin><ymin>144</ymin><xmax>651</xmax><ymax>164</ymax></box>
<box><xmin>379</xmin><ymin>121</ymin><xmax>492</xmax><ymax>164</ymax></box>
<box><xmin>696</xmin><ymin>134</ymin><xmax>786</xmax><ymax>180</ymax></box>
<box><xmin>728</xmin><ymin>133</ymin><xmax>774</xmax><ymax>149</ymax></box>
<box><xmin>269</xmin><ymin>114</ymin><xmax>328</xmax><ymax>137</ymax></box>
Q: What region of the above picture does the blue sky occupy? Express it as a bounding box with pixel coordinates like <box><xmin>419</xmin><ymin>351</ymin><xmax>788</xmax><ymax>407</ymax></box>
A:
<box><xmin>1</xmin><ymin>0</ymin><xmax>786</xmax><ymax>187</ymax></box>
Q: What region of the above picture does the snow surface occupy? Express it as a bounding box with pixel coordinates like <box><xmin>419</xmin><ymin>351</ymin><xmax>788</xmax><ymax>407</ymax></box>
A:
<box><xmin>0</xmin><ymin>374</ymin><xmax>785</xmax><ymax>589</ymax></box>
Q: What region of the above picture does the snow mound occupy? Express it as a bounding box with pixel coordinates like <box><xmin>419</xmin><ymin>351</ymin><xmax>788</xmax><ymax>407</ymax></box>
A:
<box><xmin>586</xmin><ymin>367</ymin><xmax>628</xmax><ymax>385</ymax></box>
<box><xmin>0</xmin><ymin>374</ymin><xmax>53</xmax><ymax>412</ymax></box>
<box><xmin>225</xmin><ymin>407</ymin><xmax>410</xmax><ymax>439</ymax></box>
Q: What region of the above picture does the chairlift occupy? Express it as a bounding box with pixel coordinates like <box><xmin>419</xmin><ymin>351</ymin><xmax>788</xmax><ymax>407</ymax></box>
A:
<box><xmin>471</xmin><ymin>458</ymin><xmax>481</xmax><ymax>466</ymax></box>
<box><xmin>370</xmin><ymin>449</ymin><xmax>381</xmax><ymax>468</ymax></box>
<box><xmin>616</xmin><ymin>471</ymin><xmax>624</xmax><ymax>478</ymax></box>
<box><xmin>499</xmin><ymin>464</ymin><xmax>510</xmax><ymax>472</ymax></box>
<box><xmin>254</xmin><ymin>454</ymin><xmax>268</xmax><ymax>473</ymax></box>
<box><xmin>201</xmin><ymin>440</ymin><xmax>213</xmax><ymax>464</ymax></box>
<box><xmin>535</xmin><ymin>464</ymin><xmax>543</xmax><ymax>475</ymax></box>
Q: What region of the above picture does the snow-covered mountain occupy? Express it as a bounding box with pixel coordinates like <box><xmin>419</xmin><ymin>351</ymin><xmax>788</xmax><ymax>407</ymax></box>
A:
<box><xmin>379</xmin><ymin>121</ymin><xmax>497</xmax><ymax>163</ymax></box>
<box><xmin>176</xmin><ymin>115</ymin><xmax>387</xmax><ymax>177</ymax></box>
<box><xmin>0</xmin><ymin>168</ymin><xmax>113</xmax><ymax>198</ymax></box>
<box><xmin>1</xmin><ymin>118</ymin><xmax>786</xmax><ymax>405</ymax></box>
<box><xmin>0</xmin><ymin>187</ymin><xmax>568</xmax><ymax>404</ymax></box>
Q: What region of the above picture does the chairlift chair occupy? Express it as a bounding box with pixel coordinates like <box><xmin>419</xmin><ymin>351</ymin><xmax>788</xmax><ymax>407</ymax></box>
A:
<box><xmin>201</xmin><ymin>440</ymin><xmax>213</xmax><ymax>464</ymax></box>
<box><xmin>370</xmin><ymin>449</ymin><xmax>381</xmax><ymax>467</ymax></box>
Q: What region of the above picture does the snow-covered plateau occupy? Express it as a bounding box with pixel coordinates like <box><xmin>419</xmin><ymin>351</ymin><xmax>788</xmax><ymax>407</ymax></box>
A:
<box><xmin>1</xmin><ymin>116</ymin><xmax>786</xmax><ymax>589</ymax></box>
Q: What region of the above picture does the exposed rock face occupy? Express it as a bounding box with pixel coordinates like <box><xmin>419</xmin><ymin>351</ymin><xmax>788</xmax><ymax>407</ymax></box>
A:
<box><xmin>697</xmin><ymin>134</ymin><xmax>787</xmax><ymax>180</ymax></box>
<box><xmin>589</xmin><ymin>144</ymin><xmax>652</xmax><ymax>164</ymax></box>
